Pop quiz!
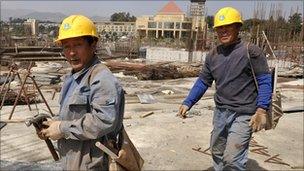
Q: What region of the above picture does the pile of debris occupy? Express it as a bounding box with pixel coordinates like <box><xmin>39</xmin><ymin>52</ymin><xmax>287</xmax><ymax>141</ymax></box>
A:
<box><xmin>0</xmin><ymin>61</ymin><xmax>65</xmax><ymax>106</ymax></box>
<box><xmin>28</xmin><ymin>62</ymin><xmax>64</xmax><ymax>85</ymax></box>
<box><xmin>0</xmin><ymin>88</ymin><xmax>40</xmax><ymax>106</ymax></box>
<box><xmin>0</xmin><ymin>46</ymin><xmax>64</xmax><ymax>62</ymax></box>
<box><xmin>105</xmin><ymin>60</ymin><xmax>202</xmax><ymax>80</ymax></box>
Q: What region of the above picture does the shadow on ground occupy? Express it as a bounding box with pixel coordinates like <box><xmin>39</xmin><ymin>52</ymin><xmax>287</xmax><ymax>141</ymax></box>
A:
<box><xmin>203</xmin><ymin>158</ymin><xmax>267</xmax><ymax>171</ymax></box>
<box><xmin>0</xmin><ymin>160</ymin><xmax>62</xmax><ymax>171</ymax></box>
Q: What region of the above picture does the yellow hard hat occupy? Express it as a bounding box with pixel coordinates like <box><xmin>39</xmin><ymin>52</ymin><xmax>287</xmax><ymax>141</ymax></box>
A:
<box><xmin>55</xmin><ymin>15</ymin><xmax>98</xmax><ymax>43</ymax></box>
<box><xmin>213</xmin><ymin>7</ymin><xmax>243</xmax><ymax>28</ymax></box>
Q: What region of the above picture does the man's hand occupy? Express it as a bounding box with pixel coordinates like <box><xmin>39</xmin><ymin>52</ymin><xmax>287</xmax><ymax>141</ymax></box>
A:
<box><xmin>41</xmin><ymin>120</ymin><xmax>64</xmax><ymax>140</ymax></box>
<box><xmin>177</xmin><ymin>104</ymin><xmax>189</xmax><ymax>119</ymax></box>
<box><xmin>36</xmin><ymin>130</ymin><xmax>48</xmax><ymax>140</ymax></box>
<box><xmin>249</xmin><ymin>108</ymin><xmax>267</xmax><ymax>132</ymax></box>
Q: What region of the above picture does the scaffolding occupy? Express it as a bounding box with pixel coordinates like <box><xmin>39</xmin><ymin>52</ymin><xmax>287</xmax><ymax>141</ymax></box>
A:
<box><xmin>189</xmin><ymin>0</ymin><xmax>207</xmax><ymax>52</ymax></box>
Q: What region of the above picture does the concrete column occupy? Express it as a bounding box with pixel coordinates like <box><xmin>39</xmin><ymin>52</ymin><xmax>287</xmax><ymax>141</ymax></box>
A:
<box><xmin>156</xmin><ymin>23</ymin><xmax>159</xmax><ymax>38</ymax></box>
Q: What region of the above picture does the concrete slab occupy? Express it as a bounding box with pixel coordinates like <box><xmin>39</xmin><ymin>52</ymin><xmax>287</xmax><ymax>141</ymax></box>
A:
<box><xmin>0</xmin><ymin>77</ymin><xmax>303</xmax><ymax>170</ymax></box>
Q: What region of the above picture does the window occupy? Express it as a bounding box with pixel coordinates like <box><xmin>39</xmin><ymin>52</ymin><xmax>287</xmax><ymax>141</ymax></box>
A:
<box><xmin>182</xmin><ymin>23</ymin><xmax>192</xmax><ymax>29</ymax></box>
<box><xmin>164</xmin><ymin>22</ymin><xmax>174</xmax><ymax>29</ymax></box>
<box><xmin>148</xmin><ymin>22</ymin><xmax>157</xmax><ymax>28</ymax></box>
<box><xmin>158</xmin><ymin>22</ymin><xmax>162</xmax><ymax>28</ymax></box>
<box><xmin>175</xmin><ymin>22</ymin><xmax>180</xmax><ymax>29</ymax></box>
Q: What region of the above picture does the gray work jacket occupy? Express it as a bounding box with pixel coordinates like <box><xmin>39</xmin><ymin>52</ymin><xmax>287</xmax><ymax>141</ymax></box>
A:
<box><xmin>57</xmin><ymin>57</ymin><xmax>124</xmax><ymax>170</ymax></box>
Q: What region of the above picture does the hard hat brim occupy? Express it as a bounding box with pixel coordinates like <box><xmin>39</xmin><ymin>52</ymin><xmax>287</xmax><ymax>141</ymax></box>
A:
<box><xmin>213</xmin><ymin>21</ymin><xmax>243</xmax><ymax>29</ymax></box>
<box><xmin>54</xmin><ymin>34</ymin><xmax>99</xmax><ymax>44</ymax></box>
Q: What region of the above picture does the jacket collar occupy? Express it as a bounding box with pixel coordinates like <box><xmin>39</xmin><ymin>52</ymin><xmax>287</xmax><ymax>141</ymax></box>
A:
<box><xmin>221</xmin><ymin>38</ymin><xmax>242</xmax><ymax>50</ymax></box>
<box><xmin>218</xmin><ymin>38</ymin><xmax>243</xmax><ymax>55</ymax></box>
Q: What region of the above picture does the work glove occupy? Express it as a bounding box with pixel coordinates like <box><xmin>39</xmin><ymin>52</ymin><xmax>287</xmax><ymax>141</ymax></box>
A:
<box><xmin>249</xmin><ymin>108</ymin><xmax>267</xmax><ymax>132</ymax></box>
<box><xmin>41</xmin><ymin>120</ymin><xmax>64</xmax><ymax>140</ymax></box>
<box><xmin>36</xmin><ymin>130</ymin><xmax>48</xmax><ymax>140</ymax></box>
<box><xmin>177</xmin><ymin>104</ymin><xmax>189</xmax><ymax>119</ymax></box>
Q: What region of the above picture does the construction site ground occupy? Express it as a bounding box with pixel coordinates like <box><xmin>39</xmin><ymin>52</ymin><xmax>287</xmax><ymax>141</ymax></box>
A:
<box><xmin>0</xmin><ymin>75</ymin><xmax>303</xmax><ymax>170</ymax></box>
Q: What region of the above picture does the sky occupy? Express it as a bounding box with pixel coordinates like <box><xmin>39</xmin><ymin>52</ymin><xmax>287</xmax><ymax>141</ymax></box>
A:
<box><xmin>1</xmin><ymin>0</ymin><xmax>303</xmax><ymax>20</ymax></box>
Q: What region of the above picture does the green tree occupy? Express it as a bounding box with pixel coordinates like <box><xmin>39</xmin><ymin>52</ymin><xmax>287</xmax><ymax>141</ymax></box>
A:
<box><xmin>206</xmin><ymin>15</ymin><xmax>214</xmax><ymax>29</ymax></box>
<box><xmin>46</xmin><ymin>25</ymin><xmax>59</xmax><ymax>37</ymax></box>
<box><xmin>242</xmin><ymin>18</ymin><xmax>258</xmax><ymax>31</ymax></box>
<box><xmin>112</xmin><ymin>32</ymin><xmax>118</xmax><ymax>41</ymax></box>
<box><xmin>288</xmin><ymin>13</ymin><xmax>302</xmax><ymax>37</ymax></box>
<box><xmin>39</xmin><ymin>25</ymin><xmax>46</xmax><ymax>34</ymax></box>
<box><xmin>110</xmin><ymin>12</ymin><xmax>136</xmax><ymax>22</ymax></box>
<box><xmin>11</xmin><ymin>18</ymin><xmax>26</xmax><ymax>23</ymax></box>
<box><xmin>12</xmin><ymin>25</ymin><xmax>25</xmax><ymax>36</ymax></box>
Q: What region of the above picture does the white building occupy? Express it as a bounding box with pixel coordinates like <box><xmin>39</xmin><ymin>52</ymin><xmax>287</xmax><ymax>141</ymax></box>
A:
<box><xmin>24</xmin><ymin>18</ymin><xmax>39</xmax><ymax>36</ymax></box>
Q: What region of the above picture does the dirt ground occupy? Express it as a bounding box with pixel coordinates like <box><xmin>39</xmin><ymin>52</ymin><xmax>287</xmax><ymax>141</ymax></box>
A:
<box><xmin>0</xmin><ymin>76</ymin><xmax>303</xmax><ymax>170</ymax></box>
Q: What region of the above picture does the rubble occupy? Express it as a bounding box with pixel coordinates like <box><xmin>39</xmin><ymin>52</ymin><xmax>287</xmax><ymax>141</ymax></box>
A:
<box><xmin>0</xmin><ymin>88</ymin><xmax>40</xmax><ymax>106</ymax></box>
<box><xmin>0</xmin><ymin>75</ymin><xmax>15</xmax><ymax>85</ymax></box>
<box><xmin>105</xmin><ymin>60</ymin><xmax>201</xmax><ymax>80</ymax></box>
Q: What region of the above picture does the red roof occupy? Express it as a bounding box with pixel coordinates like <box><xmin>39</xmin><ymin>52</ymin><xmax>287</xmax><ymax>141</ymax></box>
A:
<box><xmin>158</xmin><ymin>1</ymin><xmax>183</xmax><ymax>14</ymax></box>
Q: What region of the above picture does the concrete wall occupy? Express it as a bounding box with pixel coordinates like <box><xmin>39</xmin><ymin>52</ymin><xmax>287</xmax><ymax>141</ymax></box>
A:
<box><xmin>191</xmin><ymin>51</ymin><xmax>207</xmax><ymax>63</ymax></box>
<box><xmin>146</xmin><ymin>47</ymin><xmax>297</xmax><ymax>69</ymax></box>
<box><xmin>146</xmin><ymin>47</ymin><xmax>206</xmax><ymax>63</ymax></box>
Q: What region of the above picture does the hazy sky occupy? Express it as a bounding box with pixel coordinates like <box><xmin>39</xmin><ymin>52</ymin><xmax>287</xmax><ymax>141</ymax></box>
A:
<box><xmin>1</xmin><ymin>0</ymin><xmax>303</xmax><ymax>19</ymax></box>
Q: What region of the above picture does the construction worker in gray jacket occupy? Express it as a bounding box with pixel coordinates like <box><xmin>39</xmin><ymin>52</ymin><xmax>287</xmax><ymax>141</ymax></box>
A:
<box><xmin>38</xmin><ymin>15</ymin><xmax>125</xmax><ymax>170</ymax></box>
<box><xmin>178</xmin><ymin>7</ymin><xmax>272</xmax><ymax>170</ymax></box>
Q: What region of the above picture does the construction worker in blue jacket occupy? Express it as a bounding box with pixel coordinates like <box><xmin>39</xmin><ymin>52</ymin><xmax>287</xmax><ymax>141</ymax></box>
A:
<box><xmin>178</xmin><ymin>7</ymin><xmax>272</xmax><ymax>171</ymax></box>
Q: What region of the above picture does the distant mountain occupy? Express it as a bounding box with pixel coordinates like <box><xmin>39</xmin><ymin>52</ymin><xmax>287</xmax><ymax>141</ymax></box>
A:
<box><xmin>23</xmin><ymin>11</ymin><xmax>67</xmax><ymax>22</ymax></box>
<box><xmin>1</xmin><ymin>9</ymin><xmax>34</xmax><ymax>20</ymax></box>
<box><xmin>91</xmin><ymin>15</ymin><xmax>110</xmax><ymax>22</ymax></box>
<box><xmin>1</xmin><ymin>8</ymin><xmax>109</xmax><ymax>22</ymax></box>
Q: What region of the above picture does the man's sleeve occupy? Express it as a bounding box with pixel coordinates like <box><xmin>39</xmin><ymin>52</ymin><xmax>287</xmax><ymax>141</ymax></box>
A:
<box><xmin>249</xmin><ymin>44</ymin><xmax>270</xmax><ymax>75</ymax></box>
<box><xmin>256</xmin><ymin>74</ymin><xmax>272</xmax><ymax>110</ymax></box>
<box><xmin>199</xmin><ymin>54</ymin><xmax>214</xmax><ymax>87</ymax></box>
<box><xmin>182</xmin><ymin>54</ymin><xmax>214</xmax><ymax>109</ymax></box>
<box><xmin>249</xmin><ymin>44</ymin><xmax>272</xmax><ymax>110</ymax></box>
<box><xmin>183</xmin><ymin>78</ymin><xmax>208</xmax><ymax>109</ymax></box>
<box><xmin>59</xmin><ymin>70</ymin><xmax>123</xmax><ymax>140</ymax></box>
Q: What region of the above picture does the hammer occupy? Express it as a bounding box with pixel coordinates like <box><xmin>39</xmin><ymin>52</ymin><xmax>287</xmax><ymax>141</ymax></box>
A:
<box><xmin>25</xmin><ymin>114</ymin><xmax>59</xmax><ymax>161</ymax></box>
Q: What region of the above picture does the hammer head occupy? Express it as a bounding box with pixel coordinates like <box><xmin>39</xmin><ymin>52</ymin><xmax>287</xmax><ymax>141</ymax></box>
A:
<box><xmin>25</xmin><ymin>113</ymin><xmax>51</xmax><ymax>127</ymax></box>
